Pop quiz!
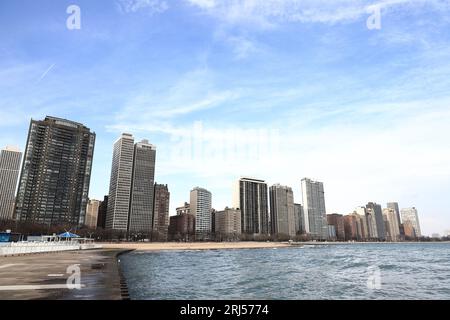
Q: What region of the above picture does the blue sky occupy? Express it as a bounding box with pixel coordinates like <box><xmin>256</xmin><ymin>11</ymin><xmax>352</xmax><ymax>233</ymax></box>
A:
<box><xmin>1</xmin><ymin>0</ymin><xmax>450</xmax><ymax>235</ymax></box>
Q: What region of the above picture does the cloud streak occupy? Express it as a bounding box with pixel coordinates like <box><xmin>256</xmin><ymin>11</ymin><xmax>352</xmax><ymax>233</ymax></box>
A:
<box><xmin>117</xmin><ymin>0</ymin><xmax>169</xmax><ymax>14</ymax></box>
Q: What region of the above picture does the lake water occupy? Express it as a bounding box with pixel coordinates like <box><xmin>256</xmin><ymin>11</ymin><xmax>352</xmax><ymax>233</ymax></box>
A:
<box><xmin>120</xmin><ymin>243</ymin><xmax>450</xmax><ymax>300</ymax></box>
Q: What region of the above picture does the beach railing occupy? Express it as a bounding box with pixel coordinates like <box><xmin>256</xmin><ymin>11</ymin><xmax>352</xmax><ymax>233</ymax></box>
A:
<box><xmin>0</xmin><ymin>241</ymin><xmax>81</xmax><ymax>256</ymax></box>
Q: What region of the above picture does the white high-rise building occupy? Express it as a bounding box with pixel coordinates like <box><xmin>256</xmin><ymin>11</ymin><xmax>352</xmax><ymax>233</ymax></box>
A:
<box><xmin>0</xmin><ymin>146</ymin><xmax>22</xmax><ymax>220</ymax></box>
<box><xmin>106</xmin><ymin>134</ymin><xmax>135</xmax><ymax>231</ymax></box>
<box><xmin>269</xmin><ymin>184</ymin><xmax>296</xmax><ymax>238</ymax></box>
<box><xmin>233</xmin><ymin>177</ymin><xmax>269</xmax><ymax>235</ymax></box>
<box><xmin>301</xmin><ymin>178</ymin><xmax>328</xmax><ymax>240</ymax></box>
<box><xmin>401</xmin><ymin>207</ymin><xmax>421</xmax><ymax>237</ymax></box>
<box><xmin>190</xmin><ymin>187</ymin><xmax>212</xmax><ymax>239</ymax></box>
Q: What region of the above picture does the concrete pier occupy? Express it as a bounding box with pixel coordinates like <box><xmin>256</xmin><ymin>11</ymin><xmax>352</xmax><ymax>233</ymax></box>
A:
<box><xmin>0</xmin><ymin>249</ymin><xmax>127</xmax><ymax>300</ymax></box>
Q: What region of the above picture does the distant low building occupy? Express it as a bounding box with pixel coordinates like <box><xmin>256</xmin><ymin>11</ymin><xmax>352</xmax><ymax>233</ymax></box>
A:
<box><xmin>344</xmin><ymin>215</ymin><xmax>358</xmax><ymax>241</ymax></box>
<box><xmin>176</xmin><ymin>202</ymin><xmax>190</xmax><ymax>215</ymax></box>
<box><xmin>327</xmin><ymin>214</ymin><xmax>345</xmax><ymax>241</ymax></box>
<box><xmin>327</xmin><ymin>225</ymin><xmax>336</xmax><ymax>241</ymax></box>
<box><xmin>403</xmin><ymin>221</ymin><xmax>416</xmax><ymax>239</ymax></box>
<box><xmin>214</xmin><ymin>207</ymin><xmax>241</xmax><ymax>241</ymax></box>
<box><xmin>86</xmin><ymin>199</ymin><xmax>100</xmax><ymax>229</ymax></box>
<box><xmin>169</xmin><ymin>213</ymin><xmax>195</xmax><ymax>241</ymax></box>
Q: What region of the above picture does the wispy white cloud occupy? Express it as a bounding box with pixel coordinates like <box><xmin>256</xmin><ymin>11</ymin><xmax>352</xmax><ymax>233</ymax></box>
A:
<box><xmin>184</xmin><ymin>0</ymin><xmax>450</xmax><ymax>27</ymax></box>
<box><xmin>111</xmin><ymin>69</ymin><xmax>241</xmax><ymax>132</ymax></box>
<box><xmin>117</xmin><ymin>0</ymin><xmax>169</xmax><ymax>14</ymax></box>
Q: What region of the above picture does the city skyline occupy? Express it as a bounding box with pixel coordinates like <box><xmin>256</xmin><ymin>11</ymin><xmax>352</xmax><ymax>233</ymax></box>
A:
<box><xmin>0</xmin><ymin>121</ymin><xmax>431</xmax><ymax>237</ymax></box>
<box><xmin>1</xmin><ymin>1</ymin><xmax>450</xmax><ymax>235</ymax></box>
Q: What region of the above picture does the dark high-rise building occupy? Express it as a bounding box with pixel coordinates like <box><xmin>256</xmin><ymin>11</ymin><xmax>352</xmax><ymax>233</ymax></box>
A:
<box><xmin>294</xmin><ymin>203</ymin><xmax>305</xmax><ymax>235</ymax></box>
<box><xmin>233</xmin><ymin>177</ymin><xmax>269</xmax><ymax>235</ymax></box>
<box><xmin>128</xmin><ymin>140</ymin><xmax>156</xmax><ymax>233</ymax></box>
<box><xmin>153</xmin><ymin>184</ymin><xmax>170</xmax><ymax>241</ymax></box>
<box><xmin>15</xmin><ymin>116</ymin><xmax>95</xmax><ymax>226</ymax></box>
<box><xmin>96</xmin><ymin>196</ymin><xmax>108</xmax><ymax>229</ymax></box>
<box><xmin>366</xmin><ymin>202</ymin><xmax>386</xmax><ymax>240</ymax></box>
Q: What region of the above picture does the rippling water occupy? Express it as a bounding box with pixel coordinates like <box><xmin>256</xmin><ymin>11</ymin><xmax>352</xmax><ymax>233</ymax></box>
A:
<box><xmin>120</xmin><ymin>243</ymin><xmax>450</xmax><ymax>300</ymax></box>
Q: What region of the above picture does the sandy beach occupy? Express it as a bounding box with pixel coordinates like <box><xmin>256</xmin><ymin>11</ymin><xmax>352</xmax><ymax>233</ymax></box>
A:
<box><xmin>101</xmin><ymin>241</ymin><xmax>292</xmax><ymax>251</ymax></box>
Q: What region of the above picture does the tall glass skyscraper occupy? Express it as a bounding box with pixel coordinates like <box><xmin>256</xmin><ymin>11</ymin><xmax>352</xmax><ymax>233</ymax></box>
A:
<box><xmin>0</xmin><ymin>146</ymin><xmax>22</xmax><ymax>221</ymax></box>
<box><xmin>233</xmin><ymin>177</ymin><xmax>269</xmax><ymax>235</ymax></box>
<box><xmin>15</xmin><ymin>116</ymin><xmax>95</xmax><ymax>226</ymax></box>
<box><xmin>301</xmin><ymin>178</ymin><xmax>328</xmax><ymax>240</ymax></box>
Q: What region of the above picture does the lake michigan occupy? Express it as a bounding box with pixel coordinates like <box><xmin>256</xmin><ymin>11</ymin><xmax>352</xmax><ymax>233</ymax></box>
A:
<box><xmin>120</xmin><ymin>243</ymin><xmax>450</xmax><ymax>300</ymax></box>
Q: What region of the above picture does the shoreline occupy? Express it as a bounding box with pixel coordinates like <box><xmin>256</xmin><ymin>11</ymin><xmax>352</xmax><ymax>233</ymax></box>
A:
<box><xmin>100</xmin><ymin>240</ymin><xmax>450</xmax><ymax>252</ymax></box>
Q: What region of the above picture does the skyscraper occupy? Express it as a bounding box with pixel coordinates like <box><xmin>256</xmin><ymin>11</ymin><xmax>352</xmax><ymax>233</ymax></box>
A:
<box><xmin>106</xmin><ymin>134</ymin><xmax>156</xmax><ymax>234</ymax></box>
<box><xmin>233</xmin><ymin>177</ymin><xmax>269</xmax><ymax>235</ymax></box>
<box><xmin>353</xmin><ymin>208</ymin><xmax>368</xmax><ymax>240</ymax></box>
<box><xmin>128</xmin><ymin>140</ymin><xmax>156</xmax><ymax>233</ymax></box>
<box><xmin>383</xmin><ymin>207</ymin><xmax>400</xmax><ymax>241</ymax></box>
<box><xmin>269</xmin><ymin>184</ymin><xmax>296</xmax><ymax>238</ymax></box>
<box><xmin>0</xmin><ymin>146</ymin><xmax>22</xmax><ymax>221</ymax></box>
<box><xmin>86</xmin><ymin>199</ymin><xmax>100</xmax><ymax>229</ymax></box>
<box><xmin>401</xmin><ymin>207</ymin><xmax>421</xmax><ymax>237</ymax></box>
<box><xmin>358</xmin><ymin>206</ymin><xmax>378</xmax><ymax>240</ymax></box>
<box><xmin>106</xmin><ymin>133</ymin><xmax>135</xmax><ymax>231</ymax></box>
<box><xmin>294</xmin><ymin>203</ymin><xmax>305</xmax><ymax>235</ymax></box>
<box><xmin>15</xmin><ymin>117</ymin><xmax>95</xmax><ymax>226</ymax></box>
<box><xmin>366</xmin><ymin>202</ymin><xmax>385</xmax><ymax>240</ymax></box>
<box><xmin>153</xmin><ymin>184</ymin><xmax>170</xmax><ymax>241</ymax></box>
<box><xmin>387</xmin><ymin>202</ymin><xmax>401</xmax><ymax>229</ymax></box>
<box><xmin>190</xmin><ymin>187</ymin><xmax>212</xmax><ymax>239</ymax></box>
<box><xmin>301</xmin><ymin>178</ymin><xmax>327</xmax><ymax>240</ymax></box>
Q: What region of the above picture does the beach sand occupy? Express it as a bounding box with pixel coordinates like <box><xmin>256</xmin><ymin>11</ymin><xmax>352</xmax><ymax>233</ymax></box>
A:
<box><xmin>101</xmin><ymin>241</ymin><xmax>292</xmax><ymax>251</ymax></box>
